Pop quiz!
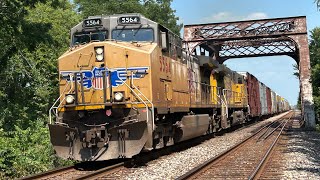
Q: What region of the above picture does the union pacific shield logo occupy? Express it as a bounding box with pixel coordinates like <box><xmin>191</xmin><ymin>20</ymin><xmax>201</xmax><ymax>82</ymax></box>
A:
<box><xmin>61</xmin><ymin>67</ymin><xmax>149</xmax><ymax>89</ymax></box>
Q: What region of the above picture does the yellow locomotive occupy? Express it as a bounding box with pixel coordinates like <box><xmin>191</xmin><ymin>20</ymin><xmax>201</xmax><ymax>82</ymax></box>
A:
<box><xmin>49</xmin><ymin>13</ymin><xmax>286</xmax><ymax>161</ymax></box>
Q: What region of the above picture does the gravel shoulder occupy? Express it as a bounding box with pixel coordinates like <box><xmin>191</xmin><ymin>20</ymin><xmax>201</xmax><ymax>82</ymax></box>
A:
<box><xmin>282</xmin><ymin>113</ymin><xmax>320</xmax><ymax>179</ymax></box>
<box><xmin>122</xmin><ymin>112</ymin><xmax>290</xmax><ymax>180</ymax></box>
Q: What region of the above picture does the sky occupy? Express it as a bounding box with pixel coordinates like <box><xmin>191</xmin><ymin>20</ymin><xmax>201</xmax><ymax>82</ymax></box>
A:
<box><xmin>171</xmin><ymin>0</ymin><xmax>319</xmax><ymax>105</ymax></box>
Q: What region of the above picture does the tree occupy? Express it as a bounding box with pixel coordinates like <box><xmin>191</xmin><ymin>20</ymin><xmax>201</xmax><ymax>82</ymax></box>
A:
<box><xmin>0</xmin><ymin>0</ymin><xmax>80</xmax><ymax>131</ymax></box>
<box><xmin>142</xmin><ymin>0</ymin><xmax>182</xmax><ymax>34</ymax></box>
<box><xmin>309</xmin><ymin>27</ymin><xmax>320</xmax><ymax>121</ymax></box>
<box><xmin>74</xmin><ymin>0</ymin><xmax>182</xmax><ymax>34</ymax></box>
<box><xmin>0</xmin><ymin>0</ymin><xmax>48</xmax><ymax>64</ymax></box>
<box><xmin>0</xmin><ymin>1</ymin><xmax>79</xmax><ymax>178</ymax></box>
<box><xmin>0</xmin><ymin>0</ymin><xmax>66</xmax><ymax>63</ymax></box>
<box><xmin>74</xmin><ymin>0</ymin><xmax>144</xmax><ymax>18</ymax></box>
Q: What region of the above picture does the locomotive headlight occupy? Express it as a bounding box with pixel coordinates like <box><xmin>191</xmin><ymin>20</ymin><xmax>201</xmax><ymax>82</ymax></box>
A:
<box><xmin>95</xmin><ymin>46</ymin><xmax>104</xmax><ymax>62</ymax></box>
<box><xmin>95</xmin><ymin>47</ymin><xmax>104</xmax><ymax>55</ymax></box>
<box><xmin>114</xmin><ymin>92</ymin><xmax>124</xmax><ymax>102</ymax></box>
<box><xmin>65</xmin><ymin>94</ymin><xmax>75</xmax><ymax>104</ymax></box>
<box><xmin>96</xmin><ymin>54</ymin><xmax>104</xmax><ymax>61</ymax></box>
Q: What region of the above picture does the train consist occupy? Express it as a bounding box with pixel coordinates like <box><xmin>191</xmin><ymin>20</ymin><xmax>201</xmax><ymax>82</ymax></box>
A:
<box><xmin>48</xmin><ymin>13</ymin><xmax>290</xmax><ymax>161</ymax></box>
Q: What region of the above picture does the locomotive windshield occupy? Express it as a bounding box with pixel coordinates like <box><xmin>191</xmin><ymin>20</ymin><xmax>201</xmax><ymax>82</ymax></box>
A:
<box><xmin>73</xmin><ymin>31</ymin><xmax>107</xmax><ymax>45</ymax></box>
<box><xmin>112</xmin><ymin>28</ymin><xmax>154</xmax><ymax>42</ymax></box>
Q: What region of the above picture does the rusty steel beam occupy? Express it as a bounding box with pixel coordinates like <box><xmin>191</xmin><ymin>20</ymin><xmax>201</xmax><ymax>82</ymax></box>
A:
<box><xmin>184</xmin><ymin>16</ymin><xmax>307</xmax><ymax>42</ymax></box>
<box><xmin>215</xmin><ymin>38</ymin><xmax>297</xmax><ymax>62</ymax></box>
<box><xmin>183</xmin><ymin>16</ymin><xmax>315</xmax><ymax>129</ymax></box>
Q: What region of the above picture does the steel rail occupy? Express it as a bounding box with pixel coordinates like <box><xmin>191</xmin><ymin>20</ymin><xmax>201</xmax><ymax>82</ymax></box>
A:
<box><xmin>75</xmin><ymin>162</ymin><xmax>124</xmax><ymax>180</ymax></box>
<box><xmin>248</xmin><ymin>111</ymin><xmax>294</xmax><ymax>180</ymax></box>
<box><xmin>259</xmin><ymin>121</ymin><xmax>285</xmax><ymax>141</ymax></box>
<box><xmin>176</xmin><ymin>111</ymin><xmax>292</xmax><ymax>180</ymax></box>
<box><xmin>19</xmin><ymin>165</ymin><xmax>75</xmax><ymax>180</ymax></box>
<box><xmin>256</xmin><ymin>120</ymin><xmax>278</xmax><ymax>140</ymax></box>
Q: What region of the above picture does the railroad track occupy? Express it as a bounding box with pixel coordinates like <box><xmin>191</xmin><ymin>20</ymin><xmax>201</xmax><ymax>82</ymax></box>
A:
<box><xmin>20</xmin><ymin>165</ymin><xmax>89</xmax><ymax>180</ymax></box>
<box><xmin>177</xmin><ymin>111</ymin><xmax>295</xmax><ymax>180</ymax></box>
<box><xmin>20</xmin><ymin>161</ymin><xmax>126</xmax><ymax>180</ymax></box>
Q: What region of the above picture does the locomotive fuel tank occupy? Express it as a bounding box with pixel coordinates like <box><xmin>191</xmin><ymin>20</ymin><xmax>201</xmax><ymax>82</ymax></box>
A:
<box><xmin>175</xmin><ymin>114</ymin><xmax>210</xmax><ymax>142</ymax></box>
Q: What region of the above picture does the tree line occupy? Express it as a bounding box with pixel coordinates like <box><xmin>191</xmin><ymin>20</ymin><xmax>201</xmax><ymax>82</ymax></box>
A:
<box><xmin>0</xmin><ymin>0</ymin><xmax>181</xmax><ymax>178</ymax></box>
<box><xmin>0</xmin><ymin>0</ymin><xmax>319</xmax><ymax>178</ymax></box>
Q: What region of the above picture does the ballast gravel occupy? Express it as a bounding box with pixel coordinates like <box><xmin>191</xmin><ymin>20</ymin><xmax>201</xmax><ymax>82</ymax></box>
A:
<box><xmin>122</xmin><ymin>112</ymin><xmax>289</xmax><ymax>180</ymax></box>
<box><xmin>282</xmin><ymin>130</ymin><xmax>320</xmax><ymax>180</ymax></box>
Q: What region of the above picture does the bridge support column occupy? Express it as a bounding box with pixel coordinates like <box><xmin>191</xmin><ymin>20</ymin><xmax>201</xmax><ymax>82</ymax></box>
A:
<box><xmin>291</xmin><ymin>35</ymin><xmax>316</xmax><ymax>129</ymax></box>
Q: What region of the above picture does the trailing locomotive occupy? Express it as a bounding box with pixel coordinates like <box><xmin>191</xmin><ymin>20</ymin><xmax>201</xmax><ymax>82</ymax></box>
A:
<box><xmin>48</xmin><ymin>13</ymin><xmax>290</xmax><ymax>161</ymax></box>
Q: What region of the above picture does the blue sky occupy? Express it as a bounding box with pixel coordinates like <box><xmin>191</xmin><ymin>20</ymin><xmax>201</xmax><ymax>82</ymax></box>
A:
<box><xmin>172</xmin><ymin>0</ymin><xmax>319</xmax><ymax>105</ymax></box>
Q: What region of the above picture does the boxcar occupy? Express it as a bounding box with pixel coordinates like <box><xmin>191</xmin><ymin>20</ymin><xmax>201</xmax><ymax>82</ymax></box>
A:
<box><xmin>238</xmin><ymin>72</ymin><xmax>261</xmax><ymax>118</ymax></box>
<box><xmin>259</xmin><ymin>82</ymin><xmax>268</xmax><ymax>116</ymax></box>
<box><xmin>266</xmin><ymin>87</ymin><xmax>272</xmax><ymax>115</ymax></box>
<box><xmin>271</xmin><ymin>90</ymin><xmax>277</xmax><ymax>114</ymax></box>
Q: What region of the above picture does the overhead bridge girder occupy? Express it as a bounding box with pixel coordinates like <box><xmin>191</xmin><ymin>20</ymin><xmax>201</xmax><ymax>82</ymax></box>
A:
<box><xmin>211</xmin><ymin>37</ymin><xmax>297</xmax><ymax>63</ymax></box>
<box><xmin>184</xmin><ymin>16</ymin><xmax>306</xmax><ymax>41</ymax></box>
<box><xmin>184</xmin><ymin>16</ymin><xmax>315</xmax><ymax>129</ymax></box>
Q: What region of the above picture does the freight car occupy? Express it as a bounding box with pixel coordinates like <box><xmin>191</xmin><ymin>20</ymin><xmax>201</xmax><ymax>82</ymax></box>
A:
<box><xmin>48</xmin><ymin>13</ymin><xmax>290</xmax><ymax>161</ymax></box>
<box><xmin>238</xmin><ymin>72</ymin><xmax>289</xmax><ymax>119</ymax></box>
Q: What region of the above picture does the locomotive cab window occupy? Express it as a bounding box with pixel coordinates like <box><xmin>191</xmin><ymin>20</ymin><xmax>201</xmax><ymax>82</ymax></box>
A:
<box><xmin>73</xmin><ymin>31</ymin><xmax>107</xmax><ymax>45</ymax></box>
<box><xmin>112</xmin><ymin>28</ymin><xmax>154</xmax><ymax>42</ymax></box>
<box><xmin>158</xmin><ymin>25</ymin><xmax>170</xmax><ymax>55</ymax></box>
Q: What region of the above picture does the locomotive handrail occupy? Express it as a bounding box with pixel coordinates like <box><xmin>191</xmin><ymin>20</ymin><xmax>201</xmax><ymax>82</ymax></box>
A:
<box><xmin>130</xmin><ymin>73</ymin><xmax>155</xmax><ymax>131</ymax></box>
<box><xmin>49</xmin><ymin>74</ymin><xmax>73</xmax><ymax>124</ymax></box>
<box><xmin>187</xmin><ymin>80</ymin><xmax>249</xmax><ymax>107</ymax></box>
<box><xmin>188</xmin><ymin>80</ymin><xmax>222</xmax><ymax>105</ymax></box>
<box><xmin>222</xmin><ymin>89</ymin><xmax>229</xmax><ymax>118</ymax></box>
<box><xmin>187</xmin><ymin>80</ymin><xmax>247</xmax><ymax>109</ymax></box>
<box><xmin>216</xmin><ymin>87</ymin><xmax>224</xmax><ymax>105</ymax></box>
<box><xmin>222</xmin><ymin>89</ymin><xmax>247</xmax><ymax>106</ymax></box>
<box><xmin>117</xmin><ymin>72</ymin><xmax>152</xmax><ymax>129</ymax></box>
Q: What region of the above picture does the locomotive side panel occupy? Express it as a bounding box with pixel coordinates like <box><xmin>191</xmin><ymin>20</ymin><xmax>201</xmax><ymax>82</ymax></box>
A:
<box><xmin>189</xmin><ymin>60</ymin><xmax>201</xmax><ymax>107</ymax></box>
<box><xmin>171</xmin><ymin>59</ymin><xmax>190</xmax><ymax>111</ymax></box>
<box><xmin>232</xmin><ymin>73</ymin><xmax>248</xmax><ymax>108</ymax></box>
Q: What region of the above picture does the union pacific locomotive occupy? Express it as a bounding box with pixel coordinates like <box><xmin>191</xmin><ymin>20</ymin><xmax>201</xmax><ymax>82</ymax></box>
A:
<box><xmin>48</xmin><ymin>13</ymin><xmax>290</xmax><ymax>161</ymax></box>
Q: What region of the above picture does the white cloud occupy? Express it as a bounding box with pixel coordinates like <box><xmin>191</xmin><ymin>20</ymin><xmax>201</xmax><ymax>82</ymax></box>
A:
<box><xmin>245</xmin><ymin>12</ymin><xmax>268</xmax><ymax>20</ymax></box>
<box><xmin>201</xmin><ymin>12</ymin><xmax>268</xmax><ymax>23</ymax></box>
<box><xmin>201</xmin><ymin>12</ymin><xmax>234</xmax><ymax>23</ymax></box>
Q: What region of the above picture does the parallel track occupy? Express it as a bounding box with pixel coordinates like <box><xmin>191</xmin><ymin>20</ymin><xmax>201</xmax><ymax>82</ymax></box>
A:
<box><xmin>177</xmin><ymin>111</ymin><xmax>294</xmax><ymax>180</ymax></box>
<box><xmin>250</xmin><ymin>111</ymin><xmax>297</xmax><ymax>180</ymax></box>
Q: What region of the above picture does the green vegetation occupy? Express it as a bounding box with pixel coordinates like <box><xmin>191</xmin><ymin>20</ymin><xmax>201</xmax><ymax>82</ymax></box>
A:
<box><xmin>0</xmin><ymin>0</ymin><xmax>181</xmax><ymax>178</ymax></box>
<box><xmin>74</xmin><ymin>0</ymin><xmax>182</xmax><ymax>34</ymax></box>
<box><xmin>316</xmin><ymin>124</ymin><xmax>320</xmax><ymax>132</ymax></box>
<box><xmin>310</xmin><ymin>27</ymin><xmax>320</xmax><ymax>122</ymax></box>
<box><xmin>0</xmin><ymin>1</ymin><xmax>80</xmax><ymax>178</ymax></box>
